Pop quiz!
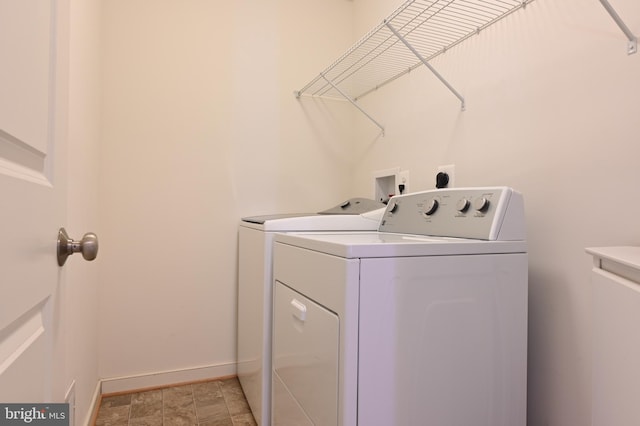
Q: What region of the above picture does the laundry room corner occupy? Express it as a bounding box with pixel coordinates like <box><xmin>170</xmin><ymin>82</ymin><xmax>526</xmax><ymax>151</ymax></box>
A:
<box><xmin>96</xmin><ymin>0</ymin><xmax>358</xmax><ymax>392</ymax></box>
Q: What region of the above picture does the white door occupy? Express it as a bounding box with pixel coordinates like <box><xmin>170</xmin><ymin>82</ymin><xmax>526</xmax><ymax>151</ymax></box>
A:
<box><xmin>0</xmin><ymin>0</ymin><xmax>69</xmax><ymax>402</ymax></box>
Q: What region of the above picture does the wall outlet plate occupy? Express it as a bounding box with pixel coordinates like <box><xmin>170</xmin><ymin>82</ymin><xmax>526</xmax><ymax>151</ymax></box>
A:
<box><xmin>437</xmin><ymin>164</ymin><xmax>455</xmax><ymax>188</ymax></box>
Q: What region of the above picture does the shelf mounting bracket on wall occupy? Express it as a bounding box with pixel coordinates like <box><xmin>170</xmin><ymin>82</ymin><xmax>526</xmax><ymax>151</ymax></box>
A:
<box><xmin>385</xmin><ymin>20</ymin><xmax>466</xmax><ymax>111</ymax></box>
<box><xmin>598</xmin><ymin>0</ymin><xmax>637</xmax><ymax>55</ymax></box>
<box><xmin>318</xmin><ymin>73</ymin><xmax>386</xmax><ymax>136</ymax></box>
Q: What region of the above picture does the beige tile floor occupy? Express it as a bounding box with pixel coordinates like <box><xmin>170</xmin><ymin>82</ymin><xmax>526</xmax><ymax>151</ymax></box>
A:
<box><xmin>94</xmin><ymin>377</ymin><xmax>257</xmax><ymax>426</ymax></box>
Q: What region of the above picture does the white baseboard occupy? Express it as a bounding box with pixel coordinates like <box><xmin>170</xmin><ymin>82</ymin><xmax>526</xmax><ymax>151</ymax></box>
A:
<box><xmin>100</xmin><ymin>362</ymin><xmax>237</xmax><ymax>395</ymax></box>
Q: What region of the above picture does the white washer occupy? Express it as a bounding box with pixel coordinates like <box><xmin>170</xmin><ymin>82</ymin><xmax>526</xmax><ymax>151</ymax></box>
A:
<box><xmin>237</xmin><ymin>198</ymin><xmax>385</xmax><ymax>426</ymax></box>
<box><xmin>272</xmin><ymin>187</ymin><xmax>528</xmax><ymax>426</ymax></box>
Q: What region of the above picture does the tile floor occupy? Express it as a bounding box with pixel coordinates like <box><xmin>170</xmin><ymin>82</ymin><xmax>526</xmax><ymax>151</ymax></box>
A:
<box><xmin>94</xmin><ymin>377</ymin><xmax>257</xmax><ymax>426</ymax></box>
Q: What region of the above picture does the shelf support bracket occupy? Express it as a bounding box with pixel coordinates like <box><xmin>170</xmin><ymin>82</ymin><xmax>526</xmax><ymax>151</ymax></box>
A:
<box><xmin>385</xmin><ymin>20</ymin><xmax>466</xmax><ymax>111</ymax></box>
<box><xmin>319</xmin><ymin>73</ymin><xmax>385</xmax><ymax>136</ymax></box>
<box><xmin>598</xmin><ymin>0</ymin><xmax>637</xmax><ymax>55</ymax></box>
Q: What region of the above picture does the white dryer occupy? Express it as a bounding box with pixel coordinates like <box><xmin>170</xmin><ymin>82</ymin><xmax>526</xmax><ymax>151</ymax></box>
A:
<box><xmin>272</xmin><ymin>187</ymin><xmax>528</xmax><ymax>426</ymax></box>
<box><xmin>237</xmin><ymin>198</ymin><xmax>385</xmax><ymax>426</ymax></box>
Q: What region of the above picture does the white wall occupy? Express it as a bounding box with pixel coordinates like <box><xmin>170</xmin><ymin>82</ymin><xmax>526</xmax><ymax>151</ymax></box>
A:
<box><xmin>350</xmin><ymin>0</ymin><xmax>640</xmax><ymax>425</ymax></box>
<box><xmin>98</xmin><ymin>0</ymin><xmax>355</xmax><ymax>385</ymax></box>
<box><xmin>67</xmin><ymin>0</ymin><xmax>102</xmax><ymax>422</ymax></box>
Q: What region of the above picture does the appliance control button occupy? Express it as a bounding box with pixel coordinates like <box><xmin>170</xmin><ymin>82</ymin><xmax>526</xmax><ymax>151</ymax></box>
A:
<box><xmin>456</xmin><ymin>198</ymin><xmax>470</xmax><ymax>212</ymax></box>
<box><xmin>473</xmin><ymin>197</ymin><xmax>490</xmax><ymax>212</ymax></box>
<box><xmin>424</xmin><ymin>198</ymin><xmax>439</xmax><ymax>215</ymax></box>
<box><xmin>388</xmin><ymin>201</ymin><xmax>398</xmax><ymax>213</ymax></box>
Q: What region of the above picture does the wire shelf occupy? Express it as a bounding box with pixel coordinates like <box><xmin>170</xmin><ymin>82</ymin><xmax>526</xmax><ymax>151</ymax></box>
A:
<box><xmin>296</xmin><ymin>0</ymin><xmax>532</xmax><ymax>102</ymax></box>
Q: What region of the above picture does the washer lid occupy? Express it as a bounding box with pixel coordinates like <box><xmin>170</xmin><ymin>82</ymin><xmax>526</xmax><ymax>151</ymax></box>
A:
<box><xmin>240</xmin><ymin>210</ymin><xmax>384</xmax><ymax>232</ymax></box>
<box><xmin>241</xmin><ymin>213</ymin><xmax>316</xmax><ymax>225</ymax></box>
<box><xmin>275</xmin><ymin>231</ymin><xmax>527</xmax><ymax>258</ymax></box>
<box><xmin>317</xmin><ymin>197</ymin><xmax>385</xmax><ymax>215</ymax></box>
<box><xmin>240</xmin><ymin>198</ymin><xmax>385</xmax><ymax>231</ymax></box>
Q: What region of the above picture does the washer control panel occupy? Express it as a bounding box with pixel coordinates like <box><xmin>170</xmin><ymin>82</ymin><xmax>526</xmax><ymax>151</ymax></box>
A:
<box><xmin>379</xmin><ymin>187</ymin><xmax>525</xmax><ymax>240</ymax></box>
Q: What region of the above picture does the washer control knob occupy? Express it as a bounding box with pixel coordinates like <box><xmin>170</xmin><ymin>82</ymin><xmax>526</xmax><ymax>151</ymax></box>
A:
<box><xmin>456</xmin><ymin>198</ymin><xmax>470</xmax><ymax>212</ymax></box>
<box><xmin>424</xmin><ymin>198</ymin><xmax>439</xmax><ymax>215</ymax></box>
<box><xmin>473</xmin><ymin>196</ymin><xmax>490</xmax><ymax>212</ymax></box>
<box><xmin>388</xmin><ymin>200</ymin><xmax>399</xmax><ymax>213</ymax></box>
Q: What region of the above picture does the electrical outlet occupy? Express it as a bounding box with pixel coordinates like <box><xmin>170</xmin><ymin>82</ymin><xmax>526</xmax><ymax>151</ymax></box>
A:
<box><xmin>437</xmin><ymin>164</ymin><xmax>455</xmax><ymax>188</ymax></box>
